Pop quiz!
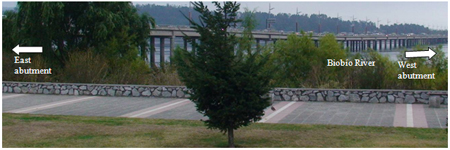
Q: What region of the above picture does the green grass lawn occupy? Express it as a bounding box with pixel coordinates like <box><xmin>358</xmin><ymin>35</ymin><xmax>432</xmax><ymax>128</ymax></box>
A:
<box><xmin>2</xmin><ymin>113</ymin><xmax>447</xmax><ymax>148</ymax></box>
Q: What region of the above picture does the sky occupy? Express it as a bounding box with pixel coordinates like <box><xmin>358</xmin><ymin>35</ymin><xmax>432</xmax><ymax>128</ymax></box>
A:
<box><xmin>2</xmin><ymin>1</ymin><xmax>448</xmax><ymax>30</ymax></box>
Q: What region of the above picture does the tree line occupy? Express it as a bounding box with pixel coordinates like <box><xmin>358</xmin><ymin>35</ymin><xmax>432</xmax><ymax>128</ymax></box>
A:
<box><xmin>135</xmin><ymin>3</ymin><xmax>448</xmax><ymax>35</ymax></box>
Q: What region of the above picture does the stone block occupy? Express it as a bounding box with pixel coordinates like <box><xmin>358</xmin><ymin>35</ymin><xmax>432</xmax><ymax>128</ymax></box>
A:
<box><xmin>420</xmin><ymin>93</ymin><xmax>429</xmax><ymax>99</ymax></box>
<box><xmin>405</xmin><ymin>95</ymin><xmax>415</xmax><ymax>104</ymax></box>
<box><xmin>326</xmin><ymin>96</ymin><xmax>336</xmax><ymax>102</ymax></box>
<box><xmin>338</xmin><ymin>95</ymin><xmax>349</xmax><ymax>102</ymax></box>
<box><xmin>108</xmin><ymin>89</ymin><xmax>115</xmax><ymax>96</ymax></box>
<box><xmin>292</xmin><ymin>95</ymin><xmax>299</xmax><ymax>101</ymax></box>
<box><xmin>309</xmin><ymin>94</ymin><xmax>317</xmax><ymax>101</ymax></box>
<box><xmin>429</xmin><ymin>96</ymin><xmax>441</xmax><ymax>108</ymax></box>
<box><xmin>282</xmin><ymin>94</ymin><xmax>291</xmax><ymax>101</ymax></box>
<box><xmin>21</xmin><ymin>87</ymin><xmax>28</xmax><ymax>93</ymax></box>
<box><xmin>115</xmin><ymin>91</ymin><xmax>122</xmax><ymax>96</ymax></box>
<box><xmin>99</xmin><ymin>89</ymin><xmax>107</xmax><ymax>96</ymax></box>
<box><xmin>350</xmin><ymin>94</ymin><xmax>360</xmax><ymax>102</ymax></box>
<box><xmin>299</xmin><ymin>95</ymin><xmax>309</xmax><ymax>101</ymax></box>
<box><xmin>172</xmin><ymin>90</ymin><xmax>177</xmax><ymax>97</ymax></box>
<box><xmin>152</xmin><ymin>90</ymin><xmax>161</xmax><ymax>96</ymax></box>
<box><xmin>14</xmin><ymin>87</ymin><xmax>21</xmax><ymax>93</ymax></box>
<box><xmin>303</xmin><ymin>90</ymin><xmax>312</xmax><ymax>95</ymax></box>
<box><xmin>123</xmin><ymin>90</ymin><xmax>131</xmax><ymax>96</ymax></box>
<box><xmin>176</xmin><ymin>90</ymin><xmax>185</xmax><ymax>98</ymax></box>
<box><xmin>162</xmin><ymin>91</ymin><xmax>171</xmax><ymax>97</ymax></box>
<box><xmin>91</xmin><ymin>89</ymin><xmax>98</xmax><ymax>95</ymax></box>
<box><xmin>398</xmin><ymin>92</ymin><xmax>405</xmax><ymax>98</ymax></box>
<box><xmin>387</xmin><ymin>95</ymin><xmax>395</xmax><ymax>103</ymax></box>
<box><xmin>317</xmin><ymin>93</ymin><xmax>324</xmax><ymax>101</ymax></box>
<box><xmin>132</xmin><ymin>89</ymin><xmax>140</xmax><ymax>97</ymax></box>
<box><xmin>61</xmin><ymin>90</ymin><xmax>69</xmax><ymax>95</ymax></box>
<box><xmin>369</xmin><ymin>97</ymin><xmax>378</xmax><ymax>103</ymax></box>
<box><xmin>43</xmin><ymin>89</ymin><xmax>50</xmax><ymax>94</ymax></box>
<box><xmin>327</xmin><ymin>91</ymin><xmax>334</xmax><ymax>97</ymax></box>
<box><xmin>361</xmin><ymin>96</ymin><xmax>369</xmax><ymax>102</ymax></box>
<box><xmin>379</xmin><ymin>97</ymin><xmax>386</xmax><ymax>103</ymax></box>
<box><xmin>287</xmin><ymin>91</ymin><xmax>293</xmax><ymax>96</ymax></box>
<box><xmin>142</xmin><ymin>90</ymin><xmax>151</xmax><ymax>96</ymax></box>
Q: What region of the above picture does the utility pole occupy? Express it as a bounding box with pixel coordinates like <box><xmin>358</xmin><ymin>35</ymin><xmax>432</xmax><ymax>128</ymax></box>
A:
<box><xmin>387</xmin><ymin>19</ymin><xmax>390</xmax><ymax>34</ymax></box>
<box><xmin>188</xmin><ymin>2</ymin><xmax>192</xmax><ymax>26</ymax></box>
<box><xmin>377</xmin><ymin>18</ymin><xmax>380</xmax><ymax>33</ymax></box>
<box><xmin>396</xmin><ymin>20</ymin><xmax>398</xmax><ymax>34</ymax></box>
<box><xmin>318</xmin><ymin>11</ymin><xmax>321</xmax><ymax>33</ymax></box>
<box><xmin>365</xmin><ymin>17</ymin><xmax>369</xmax><ymax>34</ymax></box>
<box><xmin>266</xmin><ymin>3</ymin><xmax>275</xmax><ymax>30</ymax></box>
<box><xmin>296</xmin><ymin>8</ymin><xmax>300</xmax><ymax>32</ymax></box>
<box><xmin>351</xmin><ymin>15</ymin><xmax>356</xmax><ymax>34</ymax></box>
<box><xmin>336</xmin><ymin>13</ymin><xmax>340</xmax><ymax>34</ymax></box>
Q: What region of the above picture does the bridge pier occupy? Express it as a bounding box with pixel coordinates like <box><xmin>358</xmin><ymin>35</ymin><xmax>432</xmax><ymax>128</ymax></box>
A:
<box><xmin>160</xmin><ymin>37</ymin><xmax>165</xmax><ymax>67</ymax></box>
<box><xmin>170</xmin><ymin>35</ymin><xmax>175</xmax><ymax>59</ymax></box>
<box><xmin>150</xmin><ymin>37</ymin><xmax>156</xmax><ymax>68</ymax></box>
<box><xmin>183</xmin><ymin>38</ymin><xmax>188</xmax><ymax>50</ymax></box>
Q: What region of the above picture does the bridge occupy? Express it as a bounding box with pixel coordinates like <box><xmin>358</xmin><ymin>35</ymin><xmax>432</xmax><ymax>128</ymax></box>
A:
<box><xmin>148</xmin><ymin>26</ymin><xmax>448</xmax><ymax>66</ymax></box>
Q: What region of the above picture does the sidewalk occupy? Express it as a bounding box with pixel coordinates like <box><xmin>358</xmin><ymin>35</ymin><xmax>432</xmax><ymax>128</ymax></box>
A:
<box><xmin>3</xmin><ymin>93</ymin><xmax>448</xmax><ymax>128</ymax></box>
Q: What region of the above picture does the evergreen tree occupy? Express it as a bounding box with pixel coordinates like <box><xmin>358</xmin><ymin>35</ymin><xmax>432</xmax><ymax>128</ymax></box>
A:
<box><xmin>173</xmin><ymin>1</ymin><xmax>272</xmax><ymax>147</ymax></box>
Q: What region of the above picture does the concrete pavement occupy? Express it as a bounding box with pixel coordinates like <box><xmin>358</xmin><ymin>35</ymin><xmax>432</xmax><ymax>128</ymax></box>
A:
<box><xmin>2</xmin><ymin>93</ymin><xmax>447</xmax><ymax>128</ymax></box>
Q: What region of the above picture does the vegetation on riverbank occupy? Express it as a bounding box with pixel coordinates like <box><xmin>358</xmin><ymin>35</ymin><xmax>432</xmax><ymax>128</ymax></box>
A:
<box><xmin>2</xmin><ymin>2</ymin><xmax>447</xmax><ymax>90</ymax></box>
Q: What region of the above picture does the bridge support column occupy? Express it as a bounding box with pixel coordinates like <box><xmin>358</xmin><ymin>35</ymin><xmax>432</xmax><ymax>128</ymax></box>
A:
<box><xmin>150</xmin><ymin>37</ymin><xmax>156</xmax><ymax>68</ymax></box>
<box><xmin>389</xmin><ymin>39</ymin><xmax>392</xmax><ymax>50</ymax></box>
<box><xmin>170</xmin><ymin>35</ymin><xmax>175</xmax><ymax>59</ymax></box>
<box><xmin>374</xmin><ymin>40</ymin><xmax>377</xmax><ymax>51</ymax></box>
<box><xmin>362</xmin><ymin>40</ymin><xmax>365</xmax><ymax>50</ymax></box>
<box><xmin>384</xmin><ymin>40</ymin><xmax>387</xmax><ymax>51</ymax></box>
<box><xmin>394</xmin><ymin>39</ymin><xmax>397</xmax><ymax>48</ymax></box>
<box><xmin>345</xmin><ymin>40</ymin><xmax>349</xmax><ymax>50</ymax></box>
<box><xmin>361</xmin><ymin>40</ymin><xmax>364</xmax><ymax>51</ymax></box>
<box><xmin>183</xmin><ymin>38</ymin><xmax>188</xmax><ymax>50</ymax></box>
<box><xmin>160</xmin><ymin>37</ymin><xmax>165</xmax><ymax>67</ymax></box>
<box><xmin>256</xmin><ymin>39</ymin><xmax>260</xmax><ymax>50</ymax></box>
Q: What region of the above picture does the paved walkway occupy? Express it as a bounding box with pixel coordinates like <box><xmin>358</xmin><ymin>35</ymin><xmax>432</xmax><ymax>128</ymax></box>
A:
<box><xmin>2</xmin><ymin>93</ymin><xmax>448</xmax><ymax>128</ymax></box>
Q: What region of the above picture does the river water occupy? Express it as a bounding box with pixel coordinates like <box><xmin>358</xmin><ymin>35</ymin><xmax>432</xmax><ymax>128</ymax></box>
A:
<box><xmin>378</xmin><ymin>44</ymin><xmax>448</xmax><ymax>61</ymax></box>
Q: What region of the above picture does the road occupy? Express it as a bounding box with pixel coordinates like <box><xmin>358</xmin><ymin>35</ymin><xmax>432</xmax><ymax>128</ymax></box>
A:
<box><xmin>2</xmin><ymin>93</ymin><xmax>447</xmax><ymax>128</ymax></box>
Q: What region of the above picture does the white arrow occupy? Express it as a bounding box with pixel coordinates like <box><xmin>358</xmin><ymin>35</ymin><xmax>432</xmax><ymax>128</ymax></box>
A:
<box><xmin>13</xmin><ymin>44</ymin><xmax>43</xmax><ymax>55</ymax></box>
<box><xmin>405</xmin><ymin>47</ymin><xmax>436</xmax><ymax>59</ymax></box>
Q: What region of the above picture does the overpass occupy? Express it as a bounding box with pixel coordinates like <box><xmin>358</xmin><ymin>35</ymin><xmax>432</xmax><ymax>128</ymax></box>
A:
<box><xmin>148</xmin><ymin>26</ymin><xmax>448</xmax><ymax>66</ymax></box>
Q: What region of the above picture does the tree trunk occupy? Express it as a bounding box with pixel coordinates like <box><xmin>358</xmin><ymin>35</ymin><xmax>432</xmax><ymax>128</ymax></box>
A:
<box><xmin>228</xmin><ymin>127</ymin><xmax>235</xmax><ymax>148</ymax></box>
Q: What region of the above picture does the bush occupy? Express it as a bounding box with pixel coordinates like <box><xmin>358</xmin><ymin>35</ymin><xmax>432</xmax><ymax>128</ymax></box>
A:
<box><xmin>61</xmin><ymin>50</ymin><xmax>109</xmax><ymax>83</ymax></box>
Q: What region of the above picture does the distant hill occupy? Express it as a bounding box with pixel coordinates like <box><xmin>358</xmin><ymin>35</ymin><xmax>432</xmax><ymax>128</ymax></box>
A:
<box><xmin>136</xmin><ymin>4</ymin><xmax>445</xmax><ymax>35</ymax></box>
<box><xmin>3</xmin><ymin>4</ymin><xmax>444</xmax><ymax>35</ymax></box>
<box><xmin>2</xmin><ymin>7</ymin><xmax>16</xmax><ymax>13</ymax></box>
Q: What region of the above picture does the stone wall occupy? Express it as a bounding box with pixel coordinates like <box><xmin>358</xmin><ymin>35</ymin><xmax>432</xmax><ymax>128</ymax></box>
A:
<box><xmin>271</xmin><ymin>88</ymin><xmax>447</xmax><ymax>104</ymax></box>
<box><xmin>3</xmin><ymin>81</ymin><xmax>448</xmax><ymax>104</ymax></box>
<box><xmin>2</xmin><ymin>81</ymin><xmax>190</xmax><ymax>98</ymax></box>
